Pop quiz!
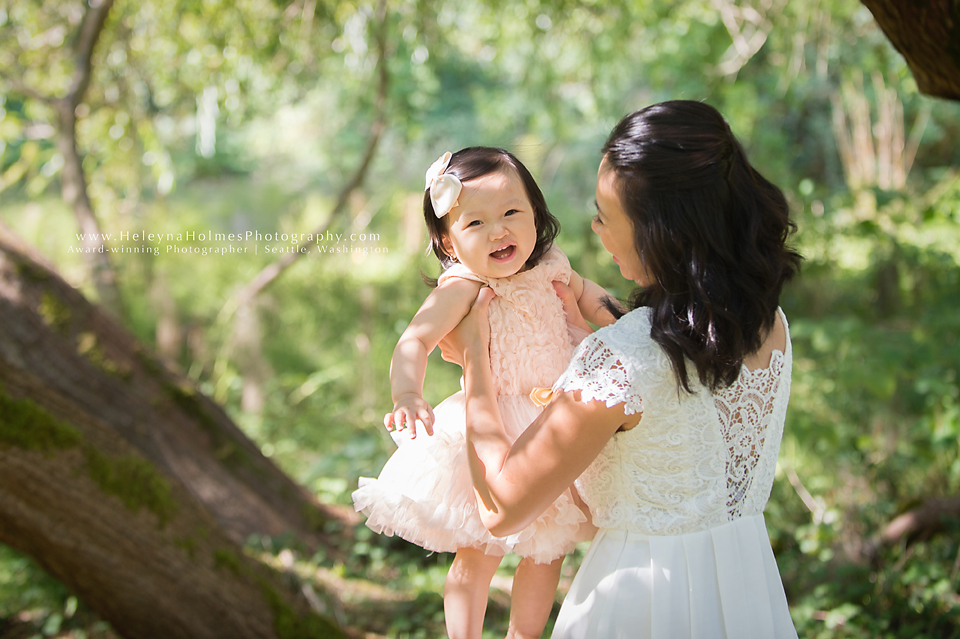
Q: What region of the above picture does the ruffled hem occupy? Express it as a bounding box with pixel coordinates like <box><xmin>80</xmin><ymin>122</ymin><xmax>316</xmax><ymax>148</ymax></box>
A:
<box><xmin>354</xmin><ymin>477</ymin><xmax>506</xmax><ymax>555</ymax></box>
<box><xmin>352</xmin><ymin>391</ymin><xmax>591</xmax><ymax>563</ymax></box>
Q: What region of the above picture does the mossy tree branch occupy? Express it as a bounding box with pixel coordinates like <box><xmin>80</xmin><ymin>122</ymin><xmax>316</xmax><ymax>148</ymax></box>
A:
<box><xmin>0</xmin><ymin>224</ymin><xmax>349</xmax><ymax>544</ymax></box>
<box><xmin>0</xmin><ymin>224</ymin><xmax>352</xmax><ymax>637</ymax></box>
<box><xmin>0</xmin><ymin>379</ymin><xmax>343</xmax><ymax>639</ymax></box>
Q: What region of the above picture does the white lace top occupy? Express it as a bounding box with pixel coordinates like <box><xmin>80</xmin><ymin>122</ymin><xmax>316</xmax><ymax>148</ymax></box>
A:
<box><xmin>553</xmin><ymin>307</ymin><xmax>792</xmax><ymax>535</ymax></box>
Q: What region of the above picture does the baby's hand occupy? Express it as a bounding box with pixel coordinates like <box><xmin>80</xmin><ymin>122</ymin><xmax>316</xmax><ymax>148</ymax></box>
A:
<box><xmin>384</xmin><ymin>393</ymin><xmax>435</xmax><ymax>438</ymax></box>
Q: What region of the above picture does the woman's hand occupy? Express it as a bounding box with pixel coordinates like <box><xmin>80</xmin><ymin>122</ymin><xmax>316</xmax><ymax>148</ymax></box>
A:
<box><xmin>438</xmin><ymin>286</ymin><xmax>496</xmax><ymax>367</ymax></box>
<box><xmin>553</xmin><ymin>280</ymin><xmax>593</xmax><ymax>335</ymax></box>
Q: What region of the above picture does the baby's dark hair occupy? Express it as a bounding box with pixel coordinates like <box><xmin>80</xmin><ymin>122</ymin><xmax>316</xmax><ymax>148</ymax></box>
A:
<box><xmin>424</xmin><ymin>146</ymin><xmax>560</xmax><ymax>271</ymax></box>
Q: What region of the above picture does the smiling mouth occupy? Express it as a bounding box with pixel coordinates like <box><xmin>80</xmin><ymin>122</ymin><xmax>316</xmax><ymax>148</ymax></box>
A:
<box><xmin>490</xmin><ymin>245</ymin><xmax>516</xmax><ymax>261</ymax></box>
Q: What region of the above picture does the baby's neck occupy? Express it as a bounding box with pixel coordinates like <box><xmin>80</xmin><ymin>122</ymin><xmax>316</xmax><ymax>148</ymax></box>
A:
<box><xmin>472</xmin><ymin>260</ymin><xmax>532</xmax><ymax>279</ymax></box>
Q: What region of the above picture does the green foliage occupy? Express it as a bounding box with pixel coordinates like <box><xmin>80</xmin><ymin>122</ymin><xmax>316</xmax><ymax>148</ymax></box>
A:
<box><xmin>786</xmin><ymin>533</ymin><xmax>960</xmax><ymax>638</ymax></box>
<box><xmin>384</xmin><ymin>591</ymin><xmax>446</xmax><ymax>637</ymax></box>
<box><xmin>259</xmin><ymin>578</ymin><xmax>346</xmax><ymax>639</ymax></box>
<box><xmin>772</xmin><ymin>167</ymin><xmax>960</xmax><ymax>635</ymax></box>
<box><xmin>0</xmin><ymin>545</ymin><xmax>71</xmax><ymax>618</ymax></box>
<box><xmin>2</xmin><ymin>0</ymin><xmax>960</xmax><ymax>636</ymax></box>
<box><xmin>0</xmin><ymin>546</ymin><xmax>110</xmax><ymax>638</ymax></box>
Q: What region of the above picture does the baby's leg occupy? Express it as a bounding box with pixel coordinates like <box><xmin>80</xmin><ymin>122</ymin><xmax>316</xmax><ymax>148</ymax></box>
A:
<box><xmin>444</xmin><ymin>547</ymin><xmax>502</xmax><ymax>639</ymax></box>
<box><xmin>505</xmin><ymin>556</ymin><xmax>564</xmax><ymax>639</ymax></box>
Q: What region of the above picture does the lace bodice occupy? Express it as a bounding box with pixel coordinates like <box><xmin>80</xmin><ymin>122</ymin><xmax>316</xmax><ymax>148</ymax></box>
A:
<box><xmin>553</xmin><ymin>307</ymin><xmax>792</xmax><ymax>535</ymax></box>
<box><xmin>438</xmin><ymin>245</ymin><xmax>576</xmax><ymax>395</ymax></box>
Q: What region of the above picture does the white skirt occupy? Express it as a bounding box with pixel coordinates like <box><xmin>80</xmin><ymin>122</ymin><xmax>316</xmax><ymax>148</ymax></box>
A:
<box><xmin>552</xmin><ymin>514</ymin><xmax>798</xmax><ymax>639</ymax></box>
<box><xmin>353</xmin><ymin>391</ymin><xmax>591</xmax><ymax>563</ymax></box>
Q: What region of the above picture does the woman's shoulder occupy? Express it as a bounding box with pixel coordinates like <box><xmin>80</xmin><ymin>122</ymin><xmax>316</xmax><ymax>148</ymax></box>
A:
<box><xmin>552</xmin><ymin>307</ymin><xmax>663</xmax><ymax>416</ymax></box>
<box><xmin>591</xmin><ymin>306</ymin><xmax>654</xmax><ymax>356</ymax></box>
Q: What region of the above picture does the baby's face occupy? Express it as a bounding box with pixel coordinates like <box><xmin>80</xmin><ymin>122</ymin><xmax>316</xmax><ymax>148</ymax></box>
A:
<box><xmin>441</xmin><ymin>168</ymin><xmax>538</xmax><ymax>279</ymax></box>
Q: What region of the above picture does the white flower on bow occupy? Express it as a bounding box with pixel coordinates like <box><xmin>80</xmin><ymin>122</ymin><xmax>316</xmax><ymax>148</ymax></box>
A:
<box><xmin>424</xmin><ymin>151</ymin><xmax>462</xmax><ymax>218</ymax></box>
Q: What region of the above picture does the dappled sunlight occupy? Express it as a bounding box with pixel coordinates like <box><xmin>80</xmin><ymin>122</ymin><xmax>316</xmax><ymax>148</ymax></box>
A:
<box><xmin>1</xmin><ymin>0</ymin><xmax>960</xmax><ymax>635</ymax></box>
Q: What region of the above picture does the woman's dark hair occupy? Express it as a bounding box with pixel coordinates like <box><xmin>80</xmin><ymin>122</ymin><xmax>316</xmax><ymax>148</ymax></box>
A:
<box><xmin>602</xmin><ymin>100</ymin><xmax>802</xmax><ymax>392</ymax></box>
<box><xmin>424</xmin><ymin>146</ymin><xmax>560</xmax><ymax>271</ymax></box>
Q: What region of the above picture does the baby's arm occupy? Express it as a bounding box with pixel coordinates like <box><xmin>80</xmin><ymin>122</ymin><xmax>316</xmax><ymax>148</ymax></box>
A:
<box><xmin>386</xmin><ymin>277</ymin><xmax>483</xmax><ymax>438</ymax></box>
<box><xmin>567</xmin><ymin>270</ymin><xmax>619</xmax><ymax>329</ymax></box>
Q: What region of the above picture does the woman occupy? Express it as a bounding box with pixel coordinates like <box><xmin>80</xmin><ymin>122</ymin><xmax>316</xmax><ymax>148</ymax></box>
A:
<box><xmin>443</xmin><ymin>100</ymin><xmax>802</xmax><ymax>638</ymax></box>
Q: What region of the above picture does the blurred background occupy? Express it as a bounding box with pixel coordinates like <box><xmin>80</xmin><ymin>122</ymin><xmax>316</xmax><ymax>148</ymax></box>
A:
<box><xmin>1</xmin><ymin>0</ymin><xmax>959</xmax><ymax>637</ymax></box>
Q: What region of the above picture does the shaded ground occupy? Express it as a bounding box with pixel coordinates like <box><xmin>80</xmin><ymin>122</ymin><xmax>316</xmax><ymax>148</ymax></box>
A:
<box><xmin>1</xmin><ymin>528</ymin><xmax>582</xmax><ymax>639</ymax></box>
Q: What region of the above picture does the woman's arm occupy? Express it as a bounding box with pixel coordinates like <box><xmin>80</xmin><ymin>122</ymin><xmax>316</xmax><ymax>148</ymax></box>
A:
<box><xmin>387</xmin><ymin>277</ymin><xmax>482</xmax><ymax>437</ymax></box>
<box><xmin>454</xmin><ymin>288</ymin><xmax>641</xmax><ymax>536</ymax></box>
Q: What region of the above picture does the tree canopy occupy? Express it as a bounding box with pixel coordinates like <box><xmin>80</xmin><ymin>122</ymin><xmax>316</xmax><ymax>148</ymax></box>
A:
<box><xmin>1</xmin><ymin>0</ymin><xmax>960</xmax><ymax>637</ymax></box>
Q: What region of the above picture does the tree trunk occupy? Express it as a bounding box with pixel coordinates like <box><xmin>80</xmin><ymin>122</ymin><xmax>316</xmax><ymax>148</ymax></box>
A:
<box><xmin>0</xmin><ymin>225</ymin><xmax>353</xmax><ymax>636</ymax></box>
<box><xmin>0</xmin><ymin>226</ymin><xmax>346</xmax><ymax>544</ymax></box>
<box><xmin>880</xmin><ymin>496</ymin><xmax>960</xmax><ymax>546</ymax></box>
<box><xmin>860</xmin><ymin>0</ymin><xmax>960</xmax><ymax>101</ymax></box>
<box><xmin>0</xmin><ymin>0</ymin><xmax>126</xmax><ymax>318</ymax></box>
<box><xmin>0</xmin><ymin>377</ymin><xmax>343</xmax><ymax>639</ymax></box>
<box><xmin>853</xmin><ymin>495</ymin><xmax>960</xmax><ymax>565</ymax></box>
<box><xmin>54</xmin><ymin>97</ymin><xmax>124</xmax><ymax>319</ymax></box>
<box><xmin>53</xmin><ymin>0</ymin><xmax>126</xmax><ymax>319</ymax></box>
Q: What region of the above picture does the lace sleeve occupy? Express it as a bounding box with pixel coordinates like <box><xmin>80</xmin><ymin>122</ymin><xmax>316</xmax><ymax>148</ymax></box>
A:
<box><xmin>552</xmin><ymin>333</ymin><xmax>644</xmax><ymax>416</ymax></box>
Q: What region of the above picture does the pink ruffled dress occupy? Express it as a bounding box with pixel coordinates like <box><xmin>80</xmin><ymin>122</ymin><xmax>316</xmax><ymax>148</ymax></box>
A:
<box><xmin>352</xmin><ymin>245</ymin><xmax>592</xmax><ymax>563</ymax></box>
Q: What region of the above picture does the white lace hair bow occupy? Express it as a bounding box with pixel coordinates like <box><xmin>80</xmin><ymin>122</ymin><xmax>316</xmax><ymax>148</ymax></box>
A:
<box><xmin>424</xmin><ymin>151</ymin><xmax>462</xmax><ymax>218</ymax></box>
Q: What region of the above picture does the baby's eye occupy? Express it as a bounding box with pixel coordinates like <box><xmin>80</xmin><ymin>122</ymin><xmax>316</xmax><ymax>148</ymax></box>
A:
<box><xmin>466</xmin><ymin>219</ymin><xmax>482</xmax><ymax>228</ymax></box>
<box><xmin>504</xmin><ymin>209</ymin><xmax>519</xmax><ymax>217</ymax></box>
<box><xmin>592</xmin><ymin>213</ymin><xmax>602</xmax><ymax>225</ymax></box>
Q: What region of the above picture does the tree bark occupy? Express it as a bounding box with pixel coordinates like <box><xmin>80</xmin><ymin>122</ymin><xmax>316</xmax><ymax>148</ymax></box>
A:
<box><xmin>0</xmin><ymin>380</ymin><xmax>343</xmax><ymax>639</ymax></box>
<box><xmin>0</xmin><ymin>223</ymin><xmax>350</xmax><ymax>547</ymax></box>
<box><xmin>855</xmin><ymin>495</ymin><xmax>960</xmax><ymax>566</ymax></box>
<box><xmin>58</xmin><ymin>0</ymin><xmax>126</xmax><ymax>317</ymax></box>
<box><xmin>860</xmin><ymin>0</ymin><xmax>960</xmax><ymax>101</ymax></box>
<box><xmin>0</xmin><ymin>226</ymin><xmax>351</xmax><ymax>637</ymax></box>
<box><xmin>880</xmin><ymin>496</ymin><xmax>960</xmax><ymax>546</ymax></box>
<box><xmin>54</xmin><ymin>97</ymin><xmax>125</xmax><ymax>319</ymax></box>
<box><xmin>0</xmin><ymin>226</ymin><xmax>352</xmax><ymax>639</ymax></box>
